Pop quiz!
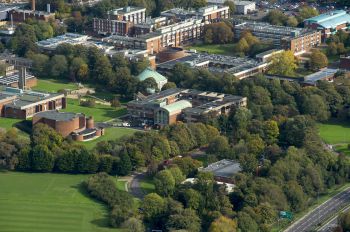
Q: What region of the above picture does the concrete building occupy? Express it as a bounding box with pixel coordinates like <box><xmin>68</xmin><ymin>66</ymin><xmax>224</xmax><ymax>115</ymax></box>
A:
<box><xmin>207</xmin><ymin>0</ymin><xmax>255</xmax><ymax>15</ymax></box>
<box><xmin>199</xmin><ymin>159</ymin><xmax>242</xmax><ymax>184</ymax></box>
<box><xmin>304</xmin><ymin>10</ymin><xmax>350</xmax><ymax>40</ymax></box>
<box><xmin>0</xmin><ymin>87</ymin><xmax>66</xmax><ymax>119</ymax></box>
<box><xmin>36</xmin><ymin>33</ymin><xmax>90</xmax><ymax>51</ymax></box>
<box><xmin>157</xmin><ymin>52</ymin><xmax>269</xmax><ymax>79</ymax></box>
<box><xmin>33</xmin><ymin>111</ymin><xmax>104</xmax><ymax>141</ymax></box>
<box><xmin>127</xmin><ymin>88</ymin><xmax>247</xmax><ymax>126</ymax></box>
<box><xmin>136</xmin><ymin>67</ymin><xmax>167</xmax><ymax>91</ymax></box>
<box><xmin>234</xmin><ymin>21</ymin><xmax>321</xmax><ymax>54</ymax></box>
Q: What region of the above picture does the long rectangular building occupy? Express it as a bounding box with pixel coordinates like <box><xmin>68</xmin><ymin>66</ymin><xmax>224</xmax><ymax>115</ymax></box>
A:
<box><xmin>127</xmin><ymin>88</ymin><xmax>247</xmax><ymax>126</ymax></box>
<box><xmin>0</xmin><ymin>87</ymin><xmax>66</xmax><ymax>119</ymax></box>
<box><xmin>234</xmin><ymin>21</ymin><xmax>321</xmax><ymax>54</ymax></box>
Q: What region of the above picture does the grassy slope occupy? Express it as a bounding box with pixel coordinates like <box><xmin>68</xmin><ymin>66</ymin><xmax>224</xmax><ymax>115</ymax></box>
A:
<box><xmin>0</xmin><ymin>172</ymin><xmax>123</xmax><ymax>232</ymax></box>
<box><xmin>79</xmin><ymin>127</ymin><xmax>137</xmax><ymax>150</ymax></box>
<box><xmin>62</xmin><ymin>99</ymin><xmax>127</xmax><ymax>122</ymax></box>
<box><xmin>32</xmin><ymin>79</ymin><xmax>78</xmax><ymax>93</ymax></box>
<box><xmin>186</xmin><ymin>43</ymin><xmax>236</xmax><ymax>56</ymax></box>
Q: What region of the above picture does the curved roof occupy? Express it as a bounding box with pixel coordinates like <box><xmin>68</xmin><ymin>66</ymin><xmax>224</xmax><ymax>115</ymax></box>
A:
<box><xmin>137</xmin><ymin>67</ymin><xmax>167</xmax><ymax>83</ymax></box>
<box><xmin>160</xmin><ymin>100</ymin><xmax>192</xmax><ymax>114</ymax></box>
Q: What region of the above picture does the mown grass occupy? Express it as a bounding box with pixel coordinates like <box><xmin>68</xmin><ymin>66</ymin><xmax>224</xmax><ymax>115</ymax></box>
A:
<box><xmin>318</xmin><ymin>120</ymin><xmax>350</xmax><ymax>144</ymax></box>
<box><xmin>0</xmin><ymin>172</ymin><xmax>124</xmax><ymax>232</ymax></box>
<box><xmin>186</xmin><ymin>43</ymin><xmax>236</xmax><ymax>56</ymax></box>
<box><xmin>32</xmin><ymin>79</ymin><xmax>78</xmax><ymax>93</ymax></box>
<box><xmin>139</xmin><ymin>177</ymin><xmax>156</xmax><ymax>194</ymax></box>
<box><xmin>78</xmin><ymin>127</ymin><xmax>137</xmax><ymax>150</ymax></box>
<box><xmin>0</xmin><ymin>117</ymin><xmax>24</xmax><ymax>129</ymax></box>
<box><xmin>62</xmin><ymin>99</ymin><xmax>127</xmax><ymax>122</ymax></box>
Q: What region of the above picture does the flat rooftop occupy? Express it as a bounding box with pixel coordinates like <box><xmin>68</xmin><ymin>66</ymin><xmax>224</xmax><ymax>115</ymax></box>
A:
<box><xmin>35</xmin><ymin>111</ymin><xmax>83</xmax><ymax>121</ymax></box>
<box><xmin>201</xmin><ymin>159</ymin><xmax>241</xmax><ymax>178</ymax></box>
<box><xmin>111</xmin><ymin>6</ymin><xmax>145</xmax><ymax>15</ymax></box>
<box><xmin>157</xmin><ymin>52</ymin><xmax>264</xmax><ymax>75</ymax></box>
<box><xmin>235</xmin><ymin>21</ymin><xmax>305</xmax><ymax>36</ymax></box>
<box><xmin>0</xmin><ymin>73</ymin><xmax>35</xmax><ymax>86</ymax></box>
<box><xmin>304</xmin><ymin>68</ymin><xmax>338</xmax><ymax>84</ymax></box>
<box><xmin>36</xmin><ymin>33</ymin><xmax>89</xmax><ymax>49</ymax></box>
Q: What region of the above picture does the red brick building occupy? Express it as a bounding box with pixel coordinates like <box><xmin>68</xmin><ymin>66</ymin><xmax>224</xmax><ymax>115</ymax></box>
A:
<box><xmin>33</xmin><ymin>111</ymin><xmax>105</xmax><ymax>141</ymax></box>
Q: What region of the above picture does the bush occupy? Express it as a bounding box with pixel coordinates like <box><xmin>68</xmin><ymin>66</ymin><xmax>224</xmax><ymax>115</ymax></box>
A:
<box><xmin>80</xmin><ymin>99</ymin><xmax>96</xmax><ymax>107</ymax></box>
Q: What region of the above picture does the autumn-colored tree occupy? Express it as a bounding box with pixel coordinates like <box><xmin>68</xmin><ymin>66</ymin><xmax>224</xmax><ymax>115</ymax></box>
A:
<box><xmin>268</xmin><ymin>50</ymin><xmax>297</xmax><ymax>76</ymax></box>
<box><xmin>208</xmin><ymin>216</ymin><xmax>237</xmax><ymax>232</ymax></box>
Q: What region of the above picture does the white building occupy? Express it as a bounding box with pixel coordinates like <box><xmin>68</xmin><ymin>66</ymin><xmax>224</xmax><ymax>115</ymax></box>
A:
<box><xmin>207</xmin><ymin>0</ymin><xmax>256</xmax><ymax>15</ymax></box>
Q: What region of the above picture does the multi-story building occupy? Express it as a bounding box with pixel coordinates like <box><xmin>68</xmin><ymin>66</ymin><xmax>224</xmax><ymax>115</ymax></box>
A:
<box><xmin>0</xmin><ymin>87</ymin><xmax>66</xmax><ymax>119</ymax></box>
<box><xmin>33</xmin><ymin>111</ymin><xmax>104</xmax><ymax>141</ymax></box>
<box><xmin>127</xmin><ymin>88</ymin><xmax>247</xmax><ymax>125</ymax></box>
<box><xmin>234</xmin><ymin>21</ymin><xmax>321</xmax><ymax>54</ymax></box>
<box><xmin>109</xmin><ymin>6</ymin><xmax>146</xmax><ymax>24</ymax></box>
<box><xmin>304</xmin><ymin>10</ymin><xmax>350</xmax><ymax>40</ymax></box>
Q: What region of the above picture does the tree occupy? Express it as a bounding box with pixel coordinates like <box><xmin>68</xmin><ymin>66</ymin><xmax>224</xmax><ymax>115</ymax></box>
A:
<box><xmin>309</xmin><ymin>50</ymin><xmax>328</xmax><ymax>71</ymax></box>
<box><xmin>30</xmin><ymin>53</ymin><xmax>50</xmax><ymax>77</ymax></box>
<box><xmin>141</xmin><ymin>193</ymin><xmax>165</xmax><ymax>223</ymax></box>
<box><xmin>207</xmin><ymin>135</ymin><xmax>230</xmax><ymax>156</ymax></box>
<box><xmin>264</xmin><ymin>10</ymin><xmax>288</xmax><ymax>26</ymax></box>
<box><xmin>166</xmin><ymin>209</ymin><xmax>201</xmax><ymax>232</ymax></box>
<box><xmin>122</xmin><ymin>218</ymin><xmax>145</xmax><ymax>232</ymax></box>
<box><xmin>268</xmin><ymin>51</ymin><xmax>297</xmax><ymax>76</ymax></box>
<box><xmin>301</xmin><ymin>94</ymin><xmax>330</xmax><ymax>121</ymax></box>
<box><xmin>204</xmin><ymin>28</ymin><xmax>214</xmax><ymax>44</ymax></box>
<box><xmin>31</xmin><ymin>145</ymin><xmax>55</xmax><ymax>172</ymax></box>
<box><xmin>70</xmin><ymin>57</ymin><xmax>89</xmax><ymax>81</ymax></box>
<box><xmin>224</xmin><ymin>1</ymin><xmax>235</xmax><ymax>15</ymax></box>
<box><xmin>162</xmin><ymin>82</ymin><xmax>177</xmax><ymax>90</ymax></box>
<box><xmin>16</xmin><ymin>147</ymin><xmax>31</xmax><ymax>170</ymax></box>
<box><xmin>327</xmin><ymin>42</ymin><xmax>338</xmax><ymax>56</ymax></box>
<box><xmin>169</xmin><ymin>166</ymin><xmax>185</xmax><ymax>185</ymax></box>
<box><xmin>298</xmin><ymin>6</ymin><xmax>319</xmax><ymax>22</ymax></box>
<box><xmin>208</xmin><ymin>216</ymin><xmax>237</xmax><ymax>232</ymax></box>
<box><xmin>116</xmin><ymin>152</ymin><xmax>132</xmax><ymax>175</ymax></box>
<box><xmin>236</xmin><ymin>38</ymin><xmax>249</xmax><ymax>53</ymax></box>
<box><xmin>246</xmin><ymin>134</ymin><xmax>265</xmax><ymax>155</ymax></box>
<box><xmin>239</xmin><ymin>153</ymin><xmax>258</xmax><ymax>173</ymax></box>
<box><xmin>50</xmin><ymin>55</ymin><xmax>68</xmax><ymax>78</ymax></box>
<box><xmin>263</xmin><ymin>120</ymin><xmax>279</xmax><ymax>145</ymax></box>
<box><xmin>238</xmin><ymin>212</ymin><xmax>258</xmax><ymax>232</ymax></box>
<box><xmin>203</xmin><ymin>22</ymin><xmax>233</xmax><ymax>44</ymax></box>
<box><xmin>339</xmin><ymin>211</ymin><xmax>350</xmax><ymax>231</ymax></box>
<box><xmin>110</xmin><ymin>204</ymin><xmax>135</xmax><ymax>227</ymax></box>
<box><xmin>182</xmin><ymin>188</ymin><xmax>202</xmax><ymax>210</ymax></box>
<box><xmin>286</xmin><ymin>16</ymin><xmax>298</xmax><ymax>27</ymax></box>
<box><xmin>154</xmin><ymin>169</ymin><xmax>176</xmax><ymax>196</ymax></box>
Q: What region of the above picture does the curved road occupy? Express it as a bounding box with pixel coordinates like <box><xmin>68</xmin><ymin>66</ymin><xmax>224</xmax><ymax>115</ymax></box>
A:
<box><xmin>284</xmin><ymin>187</ymin><xmax>350</xmax><ymax>232</ymax></box>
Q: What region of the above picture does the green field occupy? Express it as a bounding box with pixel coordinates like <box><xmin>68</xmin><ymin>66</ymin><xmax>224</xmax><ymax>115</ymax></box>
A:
<box><xmin>79</xmin><ymin>127</ymin><xmax>137</xmax><ymax>150</ymax></box>
<box><xmin>186</xmin><ymin>43</ymin><xmax>236</xmax><ymax>56</ymax></box>
<box><xmin>62</xmin><ymin>99</ymin><xmax>127</xmax><ymax>122</ymax></box>
<box><xmin>318</xmin><ymin>120</ymin><xmax>350</xmax><ymax>144</ymax></box>
<box><xmin>0</xmin><ymin>172</ymin><xmax>124</xmax><ymax>232</ymax></box>
<box><xmin>33</xmin><ymin>79</ymin><xmax>78</xmax><ymax>93</ymax></box>
<box><xmin>0</xmin><ymin>117</ymin><xmax>24</xmax><ymax>129</ymax></box>
<box><xmin>318</xmin><ymin>120</ymin><xmax>350</xmax><ymax>155</ymax></box>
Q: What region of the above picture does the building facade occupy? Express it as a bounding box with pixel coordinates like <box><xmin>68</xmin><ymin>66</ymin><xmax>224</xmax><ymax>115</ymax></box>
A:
<box><xmin>304</xmin><ymin>10</ymin><xmax>350</xmax><ymax>40</ymax></box>
<box><xmin>127</xmin><ymin>88</ymin><xmax>247</xmax><ymax>126</ymax></box>
<box><xmin>33</xmin><ymin>111</ymin><xmax>104</xmax><ymax>141</ymax></box>
<box><xmin>234</xmin><ymin>21</ymin><xmax>321</xmax><ymax>54</ymax></box>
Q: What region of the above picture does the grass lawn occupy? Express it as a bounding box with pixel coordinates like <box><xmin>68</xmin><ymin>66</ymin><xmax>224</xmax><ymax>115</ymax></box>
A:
<box><xmin>139</xmin><ymin>177</ymin><xmax>156</xmax><ymax>194</ymax></box>
<box><xmin>0</xmin><ymin>117</ymin><xmax>24</xmax><ymax>129</ymax></box>
<box><xmin>0</xmin><ymin>171</ymin><xmax>123</xmax><ymax>232</ymax></box>
<box><xmin>116</xmin><ymin>180</ymin><xmax>127</xmax><ymax>191</ymax></box>
<box><xmin>62</xmin><ymin>99</ymin><xmax>127</xmax><ymax>122</ymax></box>
<box><xmin>78</xmin><ymin>127</ymin><xmax>137</xmax><ymax>150</ymax></box>
<box><xmin>318</xmin><ymin>120</ymin><xmax>350</xmax><ymax>144</ymax></box>
<box><xmin>33</xmin><ymin>79</ymin><xmax>78</xmax><ymax>93</ymax></box>
<box><xmin>186</xmin><ymin>43</ymin><xmax>236</xmax><ymax>56</ymax></box>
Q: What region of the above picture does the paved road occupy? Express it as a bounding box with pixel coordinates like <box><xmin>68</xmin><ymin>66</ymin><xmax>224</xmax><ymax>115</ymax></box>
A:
<box><xmin>129</xmin><ymin>172</ymin><xmax>147</xmax><ymax>199</ymax></box>
<box><xmin>317</xmin><ymin>206</ymin><xmax>350</xmax><ymax>232</ymax></box>
<box><xmin>284</xmin><ymin>187</ymin><xmax>350</xmax><ymax>232</ymax></box>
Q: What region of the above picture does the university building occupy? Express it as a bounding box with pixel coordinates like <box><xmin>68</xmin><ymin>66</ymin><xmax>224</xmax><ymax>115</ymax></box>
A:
<box><xmin>127</xmin><ymin>88</ymin><xmax>247</xmax><ymax>126</ymax></box>
<box><xmin>234</xmin><ymin>21</ymin><xmax>321</xmax><ymax>54</ymax></box>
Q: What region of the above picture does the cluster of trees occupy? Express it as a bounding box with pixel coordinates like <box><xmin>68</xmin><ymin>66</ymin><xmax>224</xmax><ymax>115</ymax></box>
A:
<box><xmin>9</xmin><ymin>19</ymin><xmax>65</xmax><ymax>56</ymax></box>
<box><xmin>15</xmin><ymin>123</ymin><xmax>133</xmax><ymax>175</ymax></box>
<box><xmin>234</xmin><ymin>31</ymin><xmax>272</xmax><ymax>56</ymax></box>
<box><xmin>326</xmin><ymin>30</ymin><xmax>350</xmax><ymax>57</ymax></box>
<box><xmin>308</xmin><ymin>49</ymin><xmax>328</xmax><ymax>71</ymax></box>
<box><xmin>84</xmin><ymin>173</ymin><xmax>143</xmax><ymax>231</ymax></box>
<box><xmin>95</xmin><ymin>122</ymin><xmax>220</xmax><ymax>175</ymax></box>
<box><xmin>28</xmin><ymin>44</ymin><xmax>151</xmax><ymax>99</ymax></box>
<box><xmin>203</xmin><ymin>22</ymin><xmax>233</xmax><ymax>44</ymax></box>
<box><xmin>264</xmin><ymin>6</ymin><xmax>318</xmax><ymax>27</ymax></box>
<box><xmin>268</xmin><ymin>50</ymin><xmax>298</xmax><ymax>77</ymax></box>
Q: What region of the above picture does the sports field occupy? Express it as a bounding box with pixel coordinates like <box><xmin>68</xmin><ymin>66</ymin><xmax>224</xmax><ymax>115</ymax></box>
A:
<box><xmin>62</xmin><ymin>99</ymin><xmax>127</xmax><ymax>122</ymax></box>
<box><xmin>0</xmin><ymin>172</ymin><xmax>123</xmax><ymax>232</ymax></box>
<box><xmin>79</xmin><ymin>127</ymin><xmax>137</xmax><ymax>149</ymax></box>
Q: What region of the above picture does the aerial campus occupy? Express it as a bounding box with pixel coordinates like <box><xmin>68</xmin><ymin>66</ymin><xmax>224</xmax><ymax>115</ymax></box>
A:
<box><xmin>1</xmin><ymin>0</ymin><xmax>350</xmax><ymax>231</ymax></box>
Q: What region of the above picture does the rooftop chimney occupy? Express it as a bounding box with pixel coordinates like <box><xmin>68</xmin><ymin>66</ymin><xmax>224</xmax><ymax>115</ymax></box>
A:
<box><xmin>32</xmin><ymin>0</ymin><xmax>35</xmax><ymax>11</ymax></box>
<box><xmin>19</xmin><ymin>67</ymin><xmax>26</xmax><ymax>90</ymax></box>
